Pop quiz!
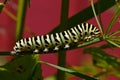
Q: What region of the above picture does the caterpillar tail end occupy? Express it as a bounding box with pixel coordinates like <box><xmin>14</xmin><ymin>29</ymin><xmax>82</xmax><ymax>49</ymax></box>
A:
<box><xmin>10</xmin><ymin>49</ymin><xmax>23</xmax><ymax>55</ymax></box>
<box><xmin>10</xmin><ymin>51</ymin><xmax>17</xmax><ymax>55</ymax></box>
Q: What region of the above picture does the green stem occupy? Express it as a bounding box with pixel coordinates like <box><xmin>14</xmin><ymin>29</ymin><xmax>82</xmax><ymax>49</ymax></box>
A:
<box><xmin>105</xmin><ymin>7</ymin><xmax>120</xmax><ymax>35</ymax></box>
<box><xmin>0</xmin><ymin>52</ymin><xmax>11</xmax><ymax>55</ymax></box>
<box><xmin>57</xmin><ymin>0</ymin><xmax>69</xmax><ymax>80</ymax></box>
<box><xmin>94</xmin><ymin>70</ymin><xmax>110</xmax><ymax>77</ymax></box>
<box><xmin>109</xmin><ymin>29</ymin><xmax>120</xmax><ymax>37</ymax></box>
<box><xmin>97</xmin><ymin>0</ymin><xmax>104</xmax><ymax>33</ymax></box>
<box><xmin>57</xmin><ymin>51</ymin><xmax>66</xmax><ymax>80</ymax></box>
<box><xmin>107</xmin><ymin>39</ymin><xmax>120</xmax><ymax>48</ymax></box>
<box><xmin>77</xmin><ymin>38</ymin><xmax>102</xmax><ymax>48</ymax></box>
<box><xmin>40</xmin><ymin>61</ymin><xmax>98</xmax><ymax>80</ymax></box>
<box><xmin>50</xmin><ymin>0</ymin><xmax>118</xmax><ymax>34</ymax></box>
<box><xmin>29</xmin><ymin>58</ymin><xmax>43</xmax><ymax>80</ymax></box>
<box><xmin>90</xmin><ymin>0</ymin><xmax>103</xmax><ymax>36</ymax></box>
<box><xmin>15</xmin><ymin>0</ymin><xmax>28</xmax><ymax>41</ymax></box>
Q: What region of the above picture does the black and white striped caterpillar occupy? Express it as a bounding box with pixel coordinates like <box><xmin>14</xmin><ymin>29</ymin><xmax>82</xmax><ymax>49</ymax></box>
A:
<box><xmin>11</xmin><ymin>23</ymin><xmax>100</xmax><ymax>55</ymax></box>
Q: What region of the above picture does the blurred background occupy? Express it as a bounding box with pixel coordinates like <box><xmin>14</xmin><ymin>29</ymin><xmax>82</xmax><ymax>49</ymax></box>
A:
<box><xmin>0</xmin><ymin>0</ymin><xmax>120</xmax><ymax>80</ymax></box>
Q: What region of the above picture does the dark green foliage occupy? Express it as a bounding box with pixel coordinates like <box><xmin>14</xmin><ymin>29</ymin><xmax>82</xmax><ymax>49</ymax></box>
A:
<box><xmin>84</xmin><ymin>47</ymin><xmax>120</xmax><ymax>68</ymax></box>
<box><xmin>0</xmin><ymin>55</ymin><xmax>42</xmax><ymax>80</ymax></box>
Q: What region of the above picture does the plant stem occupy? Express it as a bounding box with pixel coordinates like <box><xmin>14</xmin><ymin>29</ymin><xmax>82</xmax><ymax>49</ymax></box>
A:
<box><xmin>90</xmin><ymin>0</ymin><xmax>103</xmax><ymax>36</ymax></box>
<box><xmin>105</xmin><ymin>7</ymin><xmax>120</xmax><ymax>35</ymax></box>
<box><xmin>40</xmin><ymin>61</ymin><xmax>98</xmax><ymax>80</ymax></box>
<box><xmin>57</xmin><ymin>0</ymin><xmax>69</xmax><ymax>80</ymax></box>
<box><xmin>77</xmin><ymin>38</ymin><xmax>102</xmax><ymax>48</ymax></box>
<box><xmin>15</xmin><ymin>0</ymin><xmax>28</xmax><ymax>41</ymax></box>
<box><xmin>50</xmin><ymin>0</ymin><xmax>118</xmax><ymax>34</ymax></box>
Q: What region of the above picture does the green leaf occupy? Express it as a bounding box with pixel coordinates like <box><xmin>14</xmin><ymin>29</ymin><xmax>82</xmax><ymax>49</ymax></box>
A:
<box><xmin>0</xmin><ymin>67</ymin><xmax>7</xmax><ymax>71</ymax></box>
<box><xmin>84</xmin><ymin>47</ymin><xmax>120</xmax><ymax>68</ymax></box>
<box><xmin>109</xmin><ymin>29</ymin><xmax>120</xmax><ymax>37</ymax></box>
<box><xmin>40</xmin><ymin>61</ymin><xmax>98</xmax><ymax>80</ymax></box>
<box><xmin>105</xmin><ymin>7</ymin><xmax>120</xmax><ymax>34</ymax></box>
<box><xmin>0</xmin><ymin>68</ymin><xmax>14</xmax><ymax>80</ymax></box>
<box><xmin>107</xmin><ymin>39</ymin><xmax>120</xmax><ymax>48</ymax></box>
<box><xmin>112</xmin><ymin>70</ymin><xmax>120</xmax><ymax>78</ymax></box>
<box><xmin>44</xmin><ymin>76</ymin><xmax>56</xmax><ymax>80</ymax></box>
<box><xmin>0</xmin><ymin>55</ymin><xmax>41</xmax><ymax>80</ymax></box>
<box><xmin>30</xmin><ymin>56</ymin><xmax>43</xmax><ymax>80</ymax></box>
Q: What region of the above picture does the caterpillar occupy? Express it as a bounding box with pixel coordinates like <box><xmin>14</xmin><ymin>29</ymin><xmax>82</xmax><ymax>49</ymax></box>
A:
<box><xmin>11</xmin><ymin>23</ymin><xmax>100</xmax><ymax>55</ymax></box>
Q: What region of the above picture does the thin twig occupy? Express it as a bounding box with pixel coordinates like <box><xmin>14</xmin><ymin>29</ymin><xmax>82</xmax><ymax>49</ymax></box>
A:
<box><xmin>39</xmin><ymin>61</ymin><xmax>98</xmax><ymax>80</ymax></box>
<box><xmin>90</xmin><ymin>0</ymin><xmax>103</xmax><ymax>36</ymax></box>
<box><xmin>97</xmin><ymin>0</ymin><xmax>104</xmax><ymax>33</ymax></box>
<box><xmin>3</xmin><ymin>8</ymin><xmax>36</xmax><ymax>36</ymax></box>
<box><xmin>105</xmin><ymin>7</ymin><xmax>120</xmax><ymax>34</ymax></box>
<box><xmin>0</xmin><ymin>52</ymin><xmax>11</xmax><ymax>55</ymax></box>
<box><xmin>109</xmin><ymin>29</ymin><xmax>120</xmax><ymax>37</ymax></box>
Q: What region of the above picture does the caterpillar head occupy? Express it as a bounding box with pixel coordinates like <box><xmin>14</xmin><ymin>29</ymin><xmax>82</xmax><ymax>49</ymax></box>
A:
<box><xmin>83</xmin><ymin>27</ymin><xmax>100</xmax><ymax>42</ymax></box>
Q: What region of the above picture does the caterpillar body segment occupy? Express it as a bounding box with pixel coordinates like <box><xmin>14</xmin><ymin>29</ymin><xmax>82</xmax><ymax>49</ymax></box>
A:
<box><xmin>11</xmin><ymin>23</ymin><xmax>100</xmax><ymax>55</ymax></box>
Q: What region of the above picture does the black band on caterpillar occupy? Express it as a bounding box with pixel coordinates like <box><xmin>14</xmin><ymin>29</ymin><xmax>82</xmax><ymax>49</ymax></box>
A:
<box><xmin>11</xmin><ymin>23</ymin><xmax>100</xmax><ymax>55</ymax></box>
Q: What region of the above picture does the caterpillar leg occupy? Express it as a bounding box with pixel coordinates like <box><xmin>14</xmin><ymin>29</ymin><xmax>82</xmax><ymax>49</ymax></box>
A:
<box><xmin>33</xmin><ymin>49</ymin><xmax>39</xmax><ymax>54</ymax></box>
<box><xmin>64</xmin><ymin>44</ymin><xmax>70</xmax><ymax>49</ymax></box>
<box><xmin>53</xmin><ymin>46</ymin><xmax>59</xmax><ymax>51</ymax></box>
<box><xmin>33</xmin><ymin>48</ymin><xmax>49</xmax><ymax>53</ymax></box>
<box><xmin>43</xmin><ymin>48</ymin><xmax>49</xmax><ymax>53</ymax></box>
